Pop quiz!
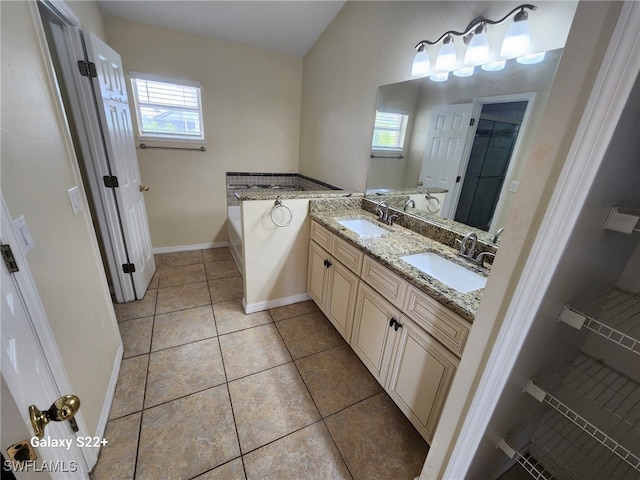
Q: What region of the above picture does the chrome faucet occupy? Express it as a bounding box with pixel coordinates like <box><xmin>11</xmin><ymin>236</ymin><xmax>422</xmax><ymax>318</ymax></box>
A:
<box><xmin>493</xmin><ymin>227</ymin><xmax>505</xmax><ymax>244</ymax></box>
<box><xmin>457</xmin><ymin>231</ymin><xmax>495</xmax><ymax>266</ymax></box>
<box><xmin>376</xmin><ymin>201</ymin><xmax>397</xmax><ymax>226</ymax></box>
<box><xmin>404</xmin><ymin>199</ymin><xmax>416</xmax><ymax>211</ymax></box>
<box><xmin>457</xmin><ymin>232</ymin><xmax>478</xmax><ymax>259</ymax></box>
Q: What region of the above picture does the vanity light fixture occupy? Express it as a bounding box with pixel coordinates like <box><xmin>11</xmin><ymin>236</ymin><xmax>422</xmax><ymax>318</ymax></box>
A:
<box><xmin>410</xmin><ymin>4</ymin><xmax>537</xmax><ymax>80</ymax></box>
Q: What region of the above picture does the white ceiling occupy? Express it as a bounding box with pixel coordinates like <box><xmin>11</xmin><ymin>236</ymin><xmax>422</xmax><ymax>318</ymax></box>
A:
<box><xmin>97</xmin><ymin>1</ymin><xmax>346</xmax><ymax>57</ymax></box>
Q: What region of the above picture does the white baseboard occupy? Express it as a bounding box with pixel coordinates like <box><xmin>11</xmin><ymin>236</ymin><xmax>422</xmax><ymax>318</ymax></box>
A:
<box><xmin>90</xmin><ymin>343</ymin><xmax>123</xmax><ymax>469</ymax></box>
<box><xmin>152</xmin><ymin>242</ymin><xmax>228</xmax><ymax>254</ymax></box>
<box><xmin>243</xmin><ymin>293</ymin><xmax>311</xmax><ymax>314</ymax></box>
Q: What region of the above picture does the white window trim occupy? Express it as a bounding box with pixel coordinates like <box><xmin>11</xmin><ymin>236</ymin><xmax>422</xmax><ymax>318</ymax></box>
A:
<box><xmin>129</xmin><ymin>71</ymin><xmax>207</xmax><ymax>149</ymax></box>
<box><xmin>371</xmin><ymin>110</ymin><xmax>409</xmax><ymax>154</ymax></box>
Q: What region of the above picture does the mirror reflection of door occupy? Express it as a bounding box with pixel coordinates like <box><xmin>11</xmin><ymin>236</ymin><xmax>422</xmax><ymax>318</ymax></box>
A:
<box><xmin>455</xmin><ymin>101</ymin><xmax>528</xmax><ymax>230</ymax></box>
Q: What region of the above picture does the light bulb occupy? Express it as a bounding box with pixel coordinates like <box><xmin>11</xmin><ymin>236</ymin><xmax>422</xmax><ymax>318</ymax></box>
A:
<box><xmin>482</xmin><ymin>60</ymin><xmax>506</xmax><ymax>72</ymax></box>
<box><xmin>435</xmin><ymin>35</ymin><xmax>457</xmax><ymax>72</ymax></box>
<box><xmin>517</xmin><ymin>51</ymin><xmax>546</xmax><ymax>64</ymax></box>
<box><xmin>429</xmin><ymin>72</ymin><xmax>449</xmax><ymax>82</ymax></box>
<box><xmin>453</xmin><ymin>67</ymin><xmax>474</xmax><ymax>77</ymax></box>
<box><xmin>411</xmin><ymin>44</ymin><xmax>430</xmax><ymax>77</ymax></box>
<box><xmin>464</xmin><ymin>24</ymin><xmax>489</xmax><ymax>66</ymax></box>
<box><xmin>501</xmin><ymin>10</ymin><xmax>531</xmax><ymax>58</ymax></box>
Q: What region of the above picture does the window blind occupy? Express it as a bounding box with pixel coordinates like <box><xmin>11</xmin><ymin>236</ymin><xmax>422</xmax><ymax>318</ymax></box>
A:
<box><xmin>371</xmin><ymin>111</ymin><xmax>408</xmax><ymax>151</ymax></box>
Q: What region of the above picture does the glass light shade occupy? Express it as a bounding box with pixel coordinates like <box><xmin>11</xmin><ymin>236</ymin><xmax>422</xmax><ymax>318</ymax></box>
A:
<box><xmin>464</xmin><ymin>31</ymin><xmax>489</xmax><ymax>66</ymax></box>
<box><xmin>453</xmin><ymin>67</ymin><xmax>474</xmax><ymax>77</ymax></box>
<box><xmin>411</xmin><ymin>47</ymin><xmax>430</xmax><ymax>77</ymax></box>
<box><xmin>482</xmin><ymin>60</ymin><xmax>506</xmax><ymax>72</ymax></box>
<box><xmin>500</xmin><ymin>17</ymin><xmax>530</xmax><ymax>58</ymax></box>
<box><xmin>517</xmin><ymin>51</ymin><xmax>546</xmax><ymax>64</ymax></box>
<box><xmin>429</xmin><ymin>72</ymin><xmax>449</xmax><ymax>82</ymax></box>
<box><xmin>435</xmin><ymin>37</ymin><xmax>457</xmax><ymax>72</ymax></box>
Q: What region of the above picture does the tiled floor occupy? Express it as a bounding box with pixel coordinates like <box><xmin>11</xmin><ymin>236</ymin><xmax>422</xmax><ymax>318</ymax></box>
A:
<box><xmin>91</xmin><ymin>248</ymin><xmax>428</xmax><ymax>480</ymax></box>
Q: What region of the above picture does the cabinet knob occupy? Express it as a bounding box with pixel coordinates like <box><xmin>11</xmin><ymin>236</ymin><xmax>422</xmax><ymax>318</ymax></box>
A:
<box><xmin>389</xmin><ymin>318</ymin><xmax>397</xmax><ymax>328</ymax></box>
<box><xmin>394</xmin><ymin>321</ymin><xmax>403</xmax><ymax>331</ymax></box>
<box><xmin>324</xmin><ymin>259</ymin><xmax>332</xmax><ymax>268</ymax></box>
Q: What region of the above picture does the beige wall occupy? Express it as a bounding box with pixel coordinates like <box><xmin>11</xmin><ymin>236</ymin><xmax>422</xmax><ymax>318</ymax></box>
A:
<box><xmin>299</xmin><ymin>1</ymin><xmax>576</xmax><ymax>192</ymax></box>
<box><xmin>1</xmin><ymin>0</ymin><xmax>120</xmax><ymax>439</ymax></box>
<box><xmin>102</xmin><ymin>15</ymin><xmax>303</xmax><ymax>249</ymax></box>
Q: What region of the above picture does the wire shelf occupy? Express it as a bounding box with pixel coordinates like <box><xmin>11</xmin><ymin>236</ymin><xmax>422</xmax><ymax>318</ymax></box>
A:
<box><xmin>526</xmin><ymin>353</ymin><xmax>640</xmax><ymax>474</ymax></box>
<box><xmin>529</xmin><ymin>410</ymin><xmax>640</xmax><ymax>480</ymax></box>
<box><xmin>498</xmin><ymin>438</ymin><xmax>555</xmax><ymax>480</ymax></box>
<box><xmin>558</xmin><ymin>288</ymin><xmax>640</xmax><ymax>355</ymax></box>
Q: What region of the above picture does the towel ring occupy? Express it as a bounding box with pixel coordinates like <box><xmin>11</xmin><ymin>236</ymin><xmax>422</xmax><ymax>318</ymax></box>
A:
<box><xmin>271</xmin><ymin>199</ymin><xmax>293</xmax><ymax>227</ymax></box>
<box><xmin>425</xmin><ymin>193</ymin><xmax>441</xmax><ymax>213</ymax></box>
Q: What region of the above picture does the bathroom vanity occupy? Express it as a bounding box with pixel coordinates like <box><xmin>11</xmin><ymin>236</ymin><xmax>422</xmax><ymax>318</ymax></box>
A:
<box><xmin>307</xmin><ymin>198</ymin><xmax>492</xmax><ymax>443</ymax></box>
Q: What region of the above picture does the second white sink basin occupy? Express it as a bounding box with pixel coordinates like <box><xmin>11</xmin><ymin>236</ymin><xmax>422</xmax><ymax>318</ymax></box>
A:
<box><xmin>400</xmin><ymin>252</ymin><xmax>487</xmax><ymax>293</ymax></box>
<box><xmin>337</xmin><ymin>219</ymin><xmax>388</xmax><ymax>238</ymax></box>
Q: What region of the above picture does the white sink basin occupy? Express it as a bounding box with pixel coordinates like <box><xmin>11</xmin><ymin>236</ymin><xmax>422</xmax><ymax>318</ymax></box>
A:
<box><xmin>400</xmin><ymin>252</ymin><xmax>487</xmax><ymax>293</ymax></box>
<box><xmin>337</xmin><ymin>219</ymin><xmax>388</xmax><ymax>238</ymax></box>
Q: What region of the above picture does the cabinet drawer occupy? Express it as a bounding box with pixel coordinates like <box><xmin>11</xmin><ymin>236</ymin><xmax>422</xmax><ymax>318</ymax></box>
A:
<box><xmin>403</xmin><ymin>285</ymin><xmax>470</xmax><ymax>357</ymax></box>
<box><xmin>361</xmin><ymin>256</ymin><xmax>407</xmax><ymax>309</ymax></box>
<box><xmin>310</xmin><ymin>221</ymin><xmax>332</xmax><ymax>251</ymax></box>
<box><xmin>331</xmin><ymin>236</ymin><xmax>364</xmax><ymax>275</ymax></box>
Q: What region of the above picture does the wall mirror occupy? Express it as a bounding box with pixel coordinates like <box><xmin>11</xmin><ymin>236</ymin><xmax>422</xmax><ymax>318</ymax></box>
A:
<box><xmin>366</xmin><ymin>47</ymin><xmax>565</xmax><ymax>235</ymax></box>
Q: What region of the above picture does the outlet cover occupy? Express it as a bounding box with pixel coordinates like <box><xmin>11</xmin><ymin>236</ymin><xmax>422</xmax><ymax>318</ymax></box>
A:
<box><xmin>509</xmin><ymin>180</ymin><xmax>520</xmax><ymax>193</ymax></box>
<box><xmin>68</xmin><ymin>186</ymin><xmax>83</xmax><ymax>215</ymax></box>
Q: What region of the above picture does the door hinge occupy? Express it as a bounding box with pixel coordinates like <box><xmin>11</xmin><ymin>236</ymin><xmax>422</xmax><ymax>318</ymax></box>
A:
<box><xmin>103</xmin><ymin>175</ymin><xmax>119</xmax><ymax>188</ymax></box>
<box><xmin>122</xmin><ymin>263</ymin><xmax>136</xmax><ymax>274</ymax></box>
<box><xmin>1</xmin><ymin>244</ymin><xmax>19</xmax><ymax>273</ymax></box>
<box><xmin>77</xmin><ymin>60</ymin><xmax>97</xmax><ymax>78</ymax></box>
<box><xmin>470</xmin><ymin>118</ymin><xmax>476</xmax><ymax>126</ymax></box>
<box><xmin>456</xmin><ymin>176</ymin><xmax>461</xmax><ymax>183</ymax></box>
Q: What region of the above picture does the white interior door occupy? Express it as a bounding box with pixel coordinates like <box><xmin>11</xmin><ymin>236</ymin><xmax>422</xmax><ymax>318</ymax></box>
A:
<box><xmin>1</xmin><ymin>203</ymin><xmax>88</xmax><ymax>478</ymax></box>
<box><xmin>417</xmin><ymin>104</ymin><xmax>475</xmax><ymax>218</ymax></box>
<box><xmin>83</xmin><ymin>32</ymin><xmax>155</xmax><ymax>299</ymax></box>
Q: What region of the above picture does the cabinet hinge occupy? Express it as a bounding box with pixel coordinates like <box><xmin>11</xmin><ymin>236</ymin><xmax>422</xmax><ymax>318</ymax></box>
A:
<box><xmin>456</xmin><ymin>176</ymin><xmax>461</xmax><ymax>183</ymax></box>
<box><xmin>77</xmin><ymin>60</ymin><xmax>97</xmax><ymax>78</ymax></box>
<box><xmin>1</xmin><ymin>244</ymin><xmax>19</xmax><ymax>273</ymax></box>
<box><xmin>122</xmin><ymin>263</ymin><xmax>136</xmax><ymax>274</ymax></box>
<box><xmin>103</xmin><ymin>175</ymin><xmax>119</xmax><ymax>188</ymax></box>
<box><xmin>470</xmin><ymin>118</ymin><xmax>476</xmax><ymax>126</ymax></box>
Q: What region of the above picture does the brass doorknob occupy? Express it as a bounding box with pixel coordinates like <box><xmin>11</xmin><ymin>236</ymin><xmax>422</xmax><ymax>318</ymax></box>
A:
<box><xmin>139</xmin><ymin>185</ymin><xmax>150</xmax><ymax>192</ymax></box>
<box><xmin>30</xmin><ymin>395</ymin><xmax>81</xmax><ymax>438</ymax></box>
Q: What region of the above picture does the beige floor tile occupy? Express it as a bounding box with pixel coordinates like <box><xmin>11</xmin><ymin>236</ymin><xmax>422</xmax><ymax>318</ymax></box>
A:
<box><xmin>148</xmin><ymin>272</ymin><xmax>159</xmax><ymax>290</ymax></box>
<box><xmin>145</xmin><ymin>337</ymin><xmax>226</xmax><ymax>408</ymax></box>
<box><xmin>324</xmin><ymin>393</ymin><xmax>428</xmax><ymax>480</ymax></box>
<box><xmin>156</xmin><ymin>281</ymin><xmax>211</xmax><ymax>314</ymax></box>
<box><xmin>119</xmin><ymin>316</ymin><xmax>153</xmax><ymax>358</ymax></box>
<box><xmin>213</xmin><ymin>300</ymin><xmax>272</xmax><ymax>335</ymax></box>
<box><xmin>158</xmin><ymin>263</ymin><xmax>207</xmax><ymax>288</ymax></box>
<box><xmin>152</xmin><ymin>305</ymin><xmax>217</xmax><ymax>351</ymax></box>
<box><xmin>229</xmin><ymin>363</ymin><xmax>320</xmax><ymax>453</ymax></box>
<box><xmin>205</xmin><ymin>260</ymin><xmax>241</xmax><ymax>280</ymax></box>
<box><xmin>136</xmin><ymin>386</ymin><xmax>240</xmax><ymax>480</ymax></box>
<box><xmin>109</xmin><ymin>355</ymin><xmax>148</xmax><ymax>420</ymax></box>
<box><xmin>155</xmin><ymin>250</ymin><xmax>203</xmax><ymax>267</ymax></box>
<box><xmin>243</xmin><ymin>422</ymin><xmax>352</xmax><ymax>480</ymax></box>
<box><xmin>219</xmin><ymin>324</ymin><xmax>291</xmax><ymax>381</ymax></box>
<box><xmin>296</xmin><ymin>344</ymin><xmax>382</xmax><ymax>417</ymax></box>
<box><xmin>113</xmin><ymin>289</ymin><xmax>156</xmax><ymax>321</ymax></box>
<box><xmin>193</xmin><ymin>458</ymin><xmax>245</xmax><ymax>480</ymax></box>
<box><xmin>269</xmin><ymin>300</ymin><xmax>320</xmax><ymax>322</ymax></box>
<box><xmin>90</xmin><ymin>412</ymin><xmax>141</xmax><ymax>480</ymax></box>
<box><xmin>275</xmin><ymin>311</ymin><xmax>344</xmax><ymax>359</ymax></box>
<box><xmin>209</xmin><ymin>276</ymin><xmax>243</xmax><ymax>304</ymax></box>
<box><xmin>202</xmin><ymin>247</ymin><xmax>233</xmax><ymax>263</ymax></box>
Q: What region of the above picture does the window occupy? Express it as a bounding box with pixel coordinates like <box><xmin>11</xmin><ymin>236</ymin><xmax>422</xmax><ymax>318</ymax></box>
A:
<box><xmin>371</xmin><ymin>111</ymin><xmax>409</xmax><ymax>151</ymax></box>
<box><xmin>130</xmin><ymin>73</ymin><xmax>204</xmax><ymax>143</ymax></box>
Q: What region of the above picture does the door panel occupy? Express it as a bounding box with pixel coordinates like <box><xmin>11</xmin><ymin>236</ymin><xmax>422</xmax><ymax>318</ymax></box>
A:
<box><xmin>84</xmin><ymin>32</ymin><xmax>155</xmax><ymax>298</ymax></box>
<box><xmin>418</xmin><ymin>104</ymin><xmax>475</xmax><ymax>218</ymax></box>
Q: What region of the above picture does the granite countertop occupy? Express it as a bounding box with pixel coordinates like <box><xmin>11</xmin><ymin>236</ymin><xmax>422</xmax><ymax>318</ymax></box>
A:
<box><xmin>310</xmin><ymin>206</ymin><xmax>488</xmax><ymax>323</ymax></box>
<box><xmin>235</xmin><ymin>190</ymin><xmax>363</xmax><ymax>201</ymax></box>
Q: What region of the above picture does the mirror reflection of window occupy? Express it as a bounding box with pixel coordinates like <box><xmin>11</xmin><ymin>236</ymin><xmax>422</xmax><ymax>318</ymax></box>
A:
<box><xmin>371</xmin><ymin>111</ymin><xmax>409</xmax><ymax>151</ymax></box>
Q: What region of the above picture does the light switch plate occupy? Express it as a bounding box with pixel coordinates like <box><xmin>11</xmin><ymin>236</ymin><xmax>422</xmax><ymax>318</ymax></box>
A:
<box><xmin>68</xmin><ymin>186</ymin><xmax>83</xmax><ymax>215</ymax></box>
<box><xmin>12</xmin><ymin>215</ymin><xmax>34</xmax><ymax>254</ymax></box>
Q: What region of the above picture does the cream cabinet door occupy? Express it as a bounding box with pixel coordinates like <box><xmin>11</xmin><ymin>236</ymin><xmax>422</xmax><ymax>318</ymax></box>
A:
<box><xmin>308</xmin><ymin>241</ymin><xmax>330</xmax><ymax>307</ymax></box>
<box><xmin>386</xmin><ymin>315</ymin><xmax>459</xmax><ymax>442</ymax></box>
<box><xmin>326</xmin><ymin>260</ymin><xmax>359</xmax><ymax>342</ymax></box>
<box><xmin>351</xmin><ymin>282</ymin><xmax>401</xmax><ymax>386</ymax></box>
